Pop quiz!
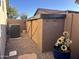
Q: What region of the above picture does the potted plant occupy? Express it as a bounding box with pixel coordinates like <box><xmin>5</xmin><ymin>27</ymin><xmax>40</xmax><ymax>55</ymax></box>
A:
<box><xmin>53</xmin><ymin>31</ymin><xmax>72</xmax><ymax>59</ymax></box>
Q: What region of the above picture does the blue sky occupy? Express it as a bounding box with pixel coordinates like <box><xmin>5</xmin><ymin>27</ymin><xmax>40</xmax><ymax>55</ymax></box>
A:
<box><xmin>9</xmin><ymin>0</ymin><xmax>79</xmax><ymax>17</ymax></box>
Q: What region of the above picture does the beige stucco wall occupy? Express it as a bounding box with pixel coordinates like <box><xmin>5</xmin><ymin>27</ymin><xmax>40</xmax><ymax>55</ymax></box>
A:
<box><xmin>64</xmin><ymin>13</ymin><xmax>79</xmax><ymax>59</ymax></box>
<box><xmin>71</xmin><ymin>13</ymin><xmax>79</xmax><ymax>59</ymax></box>
<box><xmin>64</xmin><ymin>13</ymin><xmax>73</xmax><ymax>36</ymax></box>
<box><xmin>0</xmin><ymin>0</ymin><xmax>7</xmax><ymax>59</ymax></box>
<box><xmin>0</xmin><ymin>0</ymin><xmax>7</xmax><ymax>24</ymax></box>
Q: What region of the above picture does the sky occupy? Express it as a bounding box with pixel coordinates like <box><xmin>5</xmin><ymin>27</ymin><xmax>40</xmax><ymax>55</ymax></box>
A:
<box><xmin>9</xmin><ymin>0</ymin><xmax>79</xmax><ymax>17</ymax></box>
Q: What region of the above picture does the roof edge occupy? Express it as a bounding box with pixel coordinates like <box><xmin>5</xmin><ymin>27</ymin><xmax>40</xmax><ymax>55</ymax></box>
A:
<box><xmin>34</xmin><ymin>8</ymin><xmax>65</xmax><ymax>16</ymax></box>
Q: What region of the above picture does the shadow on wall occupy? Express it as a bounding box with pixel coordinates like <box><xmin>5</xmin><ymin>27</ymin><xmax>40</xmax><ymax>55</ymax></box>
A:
<box><xmin>0</xmin><ymin>24</ymin><xmax>7</xmax><ymax>59</ymax></box>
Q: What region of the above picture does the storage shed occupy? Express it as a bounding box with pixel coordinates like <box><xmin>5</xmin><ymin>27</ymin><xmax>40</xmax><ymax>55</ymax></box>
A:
<box><xmin>27</xmin><ymin>8</ymin><xmax>66</xmax><ymax>52</ymax></box>
<box><xmin>64</xmin><ymin>11</ymin><xmax>79</xmax><ymax>59</ymax></box>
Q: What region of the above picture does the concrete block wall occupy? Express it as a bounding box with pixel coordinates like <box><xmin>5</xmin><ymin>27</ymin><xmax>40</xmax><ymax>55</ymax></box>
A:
<box><xmin>7</xmin><ymin>19</ymin><xmax>26</xmax><ymax>31</ymax></box>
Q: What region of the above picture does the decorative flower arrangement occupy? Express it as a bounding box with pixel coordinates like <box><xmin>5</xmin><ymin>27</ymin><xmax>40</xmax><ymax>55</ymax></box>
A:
<box><xmin>54</xmin><ymin>31</ymin><xmax>72</xmax><ymax>52</ymax></box>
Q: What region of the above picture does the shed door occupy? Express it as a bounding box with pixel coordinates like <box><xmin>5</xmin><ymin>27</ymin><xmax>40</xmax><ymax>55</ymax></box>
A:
<box><xmin>43</xmin><ymin>19</ymin><xmax>65</xmax><ymax>51</ymax></box>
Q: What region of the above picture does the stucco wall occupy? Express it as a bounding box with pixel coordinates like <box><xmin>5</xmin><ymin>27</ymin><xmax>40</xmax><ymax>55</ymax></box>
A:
<box><xmin>0</xmin><ymin>0</ymin><xmax>7</xmax><ymax>59</ymax></box>
<box><xmin>64</xmin><ymin>13</ymin><xmax>72</xmax><ymax>35</ymax></box>
<box><xmin>64</xmin><ymin>12</ymin><xmax>79</xmax><ymax>59</ymax></box>
<box><xmin>26</xmin><ymin>21</ymin><xmax>32</xmax><ymax>38</ymax></box>
<box><xmin>71</xmin><ymin>13</ymin><xmax>79</xmax><ymax>59</ymax></box>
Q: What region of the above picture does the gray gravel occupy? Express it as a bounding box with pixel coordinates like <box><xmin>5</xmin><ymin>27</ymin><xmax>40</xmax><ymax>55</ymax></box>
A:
<box><xmin>4</xmin><ymin>33</ymin><xmax>55</xmax><ymax>59</ymax></box>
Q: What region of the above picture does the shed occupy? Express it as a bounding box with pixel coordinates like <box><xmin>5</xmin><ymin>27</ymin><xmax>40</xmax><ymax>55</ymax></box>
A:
<box><xmin>64</xmin><ymin>11</ymin><xmax>79</xmax><ymax>59</ymax></box>
<box><xmin>27</xmin><ymin>8</ymin><xmax>66</xmax><ymax>52</ymax></box>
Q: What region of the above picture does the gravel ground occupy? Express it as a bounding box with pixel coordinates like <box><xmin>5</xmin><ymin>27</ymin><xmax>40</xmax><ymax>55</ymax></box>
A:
<box><xmin>4</xmin><ymin>33</ymin><xmax>55</xmax><ymax>59</ymax></box>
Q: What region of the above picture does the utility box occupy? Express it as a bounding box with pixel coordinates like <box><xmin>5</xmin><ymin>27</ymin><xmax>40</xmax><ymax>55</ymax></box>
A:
<box><xmin>9</xmin><ymin>25</ymin><xmax>21</xmax><ymax>38</ymax></box>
